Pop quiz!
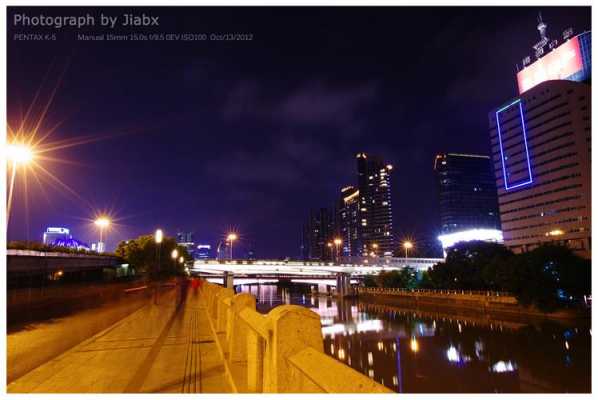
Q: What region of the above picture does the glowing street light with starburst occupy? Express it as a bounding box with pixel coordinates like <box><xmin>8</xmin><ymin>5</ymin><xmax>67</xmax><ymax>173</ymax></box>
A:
<box><xmin>93</xmin><ymin>216</ymin><xmax>111</xmax><ymax>253</ymax></box>
<box><xmin>5</xmin><ymin>142</ymin><xmax>36</xmax><ymax>224</ymax></box>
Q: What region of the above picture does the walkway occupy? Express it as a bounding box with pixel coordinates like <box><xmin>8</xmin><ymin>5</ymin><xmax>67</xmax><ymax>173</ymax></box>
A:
<box><xmin>7</xmin><ymin>288</ymin><xmax>232</xmax><ymax>393</ymax></box>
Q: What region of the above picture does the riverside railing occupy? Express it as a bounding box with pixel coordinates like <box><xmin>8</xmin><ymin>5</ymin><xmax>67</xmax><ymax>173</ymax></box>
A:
<box><xmin>200</xmin><ymin>281</ymin><xmax>391</xmax><ymax>393</ymax></box>
<box><xmin>357</xmin><ymin>287</ymin><xmax>512</xmax><ymax>297</ymax></box>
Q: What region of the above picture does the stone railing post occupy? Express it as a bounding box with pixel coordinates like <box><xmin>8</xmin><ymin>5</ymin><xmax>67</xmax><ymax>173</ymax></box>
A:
<box><xmin>216</xmin><ymin>288</ymin><xmax>234</xmax><ymax>333</ymax></box>
<box><xmin>227</xmin><ymin>293</ymin><xmax>256</xmax><ymax>362</ymax></box>
<box><xmin>247</xmin><ymin>329</ymin><xmax>265</xmax><ymax>392</ymax></box>
<box><xmin>263</xmin><ymin>305</ymin><xmax>323</xmax><ymax>393</ymax></box>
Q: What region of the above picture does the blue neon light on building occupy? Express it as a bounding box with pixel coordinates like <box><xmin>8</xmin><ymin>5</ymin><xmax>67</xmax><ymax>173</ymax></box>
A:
<box><xmin>495</xmin><ymin>98</ymin><xmax>533</xmax><ymax>191</ymax></box>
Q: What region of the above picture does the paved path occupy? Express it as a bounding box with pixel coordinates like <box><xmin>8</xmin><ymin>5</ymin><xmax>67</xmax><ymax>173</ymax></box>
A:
<box><xmin>7</xmin><ymin>288</ymin><xmax>231</xmax><ymax>393</ymax></box>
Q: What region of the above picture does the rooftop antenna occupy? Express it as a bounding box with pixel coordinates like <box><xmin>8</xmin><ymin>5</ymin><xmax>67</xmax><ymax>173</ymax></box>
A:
<box><xmin>537</xmin><ymin>12</ymin><xmax>548</xmax><ymax>41</ymax></box>
<box><xmin>532</xmin><ymin>12</ymin><xmax>550</xmax><ymax>58</ymax></box>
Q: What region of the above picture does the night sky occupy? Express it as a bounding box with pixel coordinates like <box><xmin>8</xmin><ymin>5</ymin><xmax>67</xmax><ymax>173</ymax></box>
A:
<box><xmin>7</xmin><ymin>6</ymin><xmax>591</xmax><ymax>258</ymax></box>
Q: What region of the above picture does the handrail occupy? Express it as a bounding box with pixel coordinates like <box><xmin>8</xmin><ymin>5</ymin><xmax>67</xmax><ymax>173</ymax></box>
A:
<box><xmin>356</xmin><ymin>287</ymin><xmax>512</xmax><ymax>297</ymax></box>
<box><xmin>200</xmin><ymin>281</ymin><xmax>391</xmax><ymax>393</ymax></box>
<box><xmin>287</xmin><ymin>347</ymin><xmax>390</xmax><ymax>393</ymax></box>
<box><xmin>238</xmin><ymin>308</ymin><xmax>270</xmax><ymax>339</ymax></box>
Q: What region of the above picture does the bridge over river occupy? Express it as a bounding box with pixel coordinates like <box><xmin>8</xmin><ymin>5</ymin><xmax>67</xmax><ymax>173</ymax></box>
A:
<box><xmin>192</xmin><ymin>257</ymin><xmax>444</xmax><ymax>296</ymax></box>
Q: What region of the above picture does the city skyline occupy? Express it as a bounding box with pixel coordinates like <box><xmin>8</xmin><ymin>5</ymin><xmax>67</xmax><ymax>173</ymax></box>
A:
<box><xmin>7</xmin><ymin>6</ymin><xmax>590</xmax><ymax>258</ymax></box>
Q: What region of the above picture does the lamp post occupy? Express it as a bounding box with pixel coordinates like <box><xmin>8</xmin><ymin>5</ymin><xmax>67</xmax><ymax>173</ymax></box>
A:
<box><xmin>333</xmin><ymin>238</ymin><xmax>342</xmax><ymax>264</ymax></box>
<box><xmin>6</xmin><ymin>143</ymin><xmax>34</xmax><ymax>225</ymax></box>
<box><xmin>227</xmin><ymin>233</ymin><xmax>238</xmax><ymax>260</ymax></box>
<box><xmin>171</xmin><ymin>248</ymin><xmax>178</xmax><ymax>269</ymax></box>
<box><xmin>154</xmin><ymin>229</ymin><xmax>163</xmax><ymax>305</ymax></box>
<box><xmin>94</xmin><ymin>217</ymin><xmax>110</xmax><ymax>253</ymax></box>
<box><xmin>403</xmin><ymin>241</ymin><xmax>413</xmax><ymax>259</ymax></box>
<box><xmin>327</xmin><ymin>242</ymin><xmax>333</xmax><ymax>261</ymax></box>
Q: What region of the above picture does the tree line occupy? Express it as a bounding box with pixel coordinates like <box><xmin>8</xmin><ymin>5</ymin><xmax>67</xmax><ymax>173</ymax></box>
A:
<box><xmin>114</xmin><ymin>234</ymin><xmax>192</xmax><ymax>279</ymax></box>
<box><xmin>363</xmin><ymin>241</ymin><xmax>590</xmax><ymax>312</ymax></box>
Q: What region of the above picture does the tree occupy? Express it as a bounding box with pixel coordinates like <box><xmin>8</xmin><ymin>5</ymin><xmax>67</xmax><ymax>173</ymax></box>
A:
<box><xmin>428</xmin><ymin>241</ymin><xmax>514</xmax><ymax>290</ymax></box>
<box><xmin>509</xmin><ymin>244</ymin><xmax>590</xmax><ymax>312</ymax></box>
<box><xmin>399</xmin><ymin>266</ymin><xmax>418</xmax><ymax>289</ymax></box>
<box><xmin>115</xmin><ymin>234</ymin><xmax>191</xmax><ymax>279</ymax></box>
<box><xmin>418</xmin><ymin>270</ymin><xmax>435</xmax><ymax>289</ymax></box>
<box><xmin>363</xmin><ymin>274</ymin><xmax>377</xmax><ymax>288</ymax></box>
<box><xmin>376</xmin><ymin>270</ymin><xmax>403</xmax><ymax>288</ymax></box>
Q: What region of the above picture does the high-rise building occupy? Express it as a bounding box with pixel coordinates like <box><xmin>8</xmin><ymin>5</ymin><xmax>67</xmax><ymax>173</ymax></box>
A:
<box><xmin>434</xmin><ymin>153</ymin><xmax>502</xmax><ymax>252</ymax></box>
<box><xmin>176</xmin><ymin>231</ymin><xmax>194</xmax><ymax>244</ymax></box>
<box><xmin>304</xmin><ymin>208</ymin><xmax>335</xmax><ymax>260</ymax></box>
<box><xmin>43</xmin><ymin>227</ymin><xmax>70</xmax><ymax>245</ymax></box>
<box><xmin>337</xmin><ymin>186</ymin><xmax>361</xmax><ymax>256</ymax></box>
<box><xmin>356</xmin><ymin>153</ymin><xmax>395</xmax><ymax>256</ymax></box>
<box><xmin>489</xmin><ymin>80</ymin><xmax>590</xmax><ymax>258</ymax></box>
<box><xmin>176</xmin><ymin>231</ymin><xmax>196</xmax><ymax>258</ymax></box>
<box><xmin>488</xmin><ymin>22</ymin><xmax>591</xmax><ymax>259</ymax></box>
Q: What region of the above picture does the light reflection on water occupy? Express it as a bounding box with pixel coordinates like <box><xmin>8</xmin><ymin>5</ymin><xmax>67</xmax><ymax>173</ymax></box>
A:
<box><xmin>238</xmin><ymin>283</ymin><xmax>591</xmax><ymax>393</ymax></box>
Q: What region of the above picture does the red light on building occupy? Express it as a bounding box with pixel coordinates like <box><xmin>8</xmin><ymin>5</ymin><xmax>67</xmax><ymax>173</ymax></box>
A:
<box><xmin>517</xmin><ymin>36</ymin><xmax>583</xmax><ymax>94</ymax></box>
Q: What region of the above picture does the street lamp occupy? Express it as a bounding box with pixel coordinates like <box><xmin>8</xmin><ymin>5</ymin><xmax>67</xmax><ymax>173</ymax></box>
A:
<box><xmin>327</xmin><ymin>242</ymin><xmax>333</xmax><ymax>261</ymax></box>
<box><xmin>227</xmin><ymin>233</ymin><xmax>238</xmax><ymax>260</ymax></box>
<box><xmin>154</xmin><ymin>229</ymin><xmax>163</xmax><ymax>304</ymax></box>
<box><xmin>371</xmin><ymin>243</ymin><xmax>379</xmax><ymax>258</ymax></box>
<box><xmin>94</xmin><ymin>217</ymin><xmax>110</xmax><ymax>253</ymax></box>
<box><xmin>171</xmin><ymin>248</ymin><xmax>179</xmax><ymax>268</ymax></box>
<box><xmin>403</xmin><ymin>241</ymin><xmax>413</xmax><ymax>258</ymax></box>
<box><xmin>6</xmin><ymin>142</ymin><xmax>34</xmax><ymax>224</ymax></box>
<box><xmin>6</xmin><ymin>143</ymin><xmax>34</xmax><ymax>165</ymax></box>
<box><xmin>333</xmin><ymin>238</ymin><xmax>342</xmax><ymax>263</ymax></box>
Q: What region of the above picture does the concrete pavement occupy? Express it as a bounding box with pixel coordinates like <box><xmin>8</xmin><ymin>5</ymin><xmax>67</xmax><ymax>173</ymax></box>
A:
<box><xmin>7</xmin><ymin>288</ymin><xmax>232</xmax><ymax>393</ymax></box>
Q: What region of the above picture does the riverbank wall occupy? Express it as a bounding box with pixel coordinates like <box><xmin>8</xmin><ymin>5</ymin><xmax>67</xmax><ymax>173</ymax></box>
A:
<box><xmin>356</xmin><ymin>287</ymin><xmax>589</xmax><ymax>321</ymax></box>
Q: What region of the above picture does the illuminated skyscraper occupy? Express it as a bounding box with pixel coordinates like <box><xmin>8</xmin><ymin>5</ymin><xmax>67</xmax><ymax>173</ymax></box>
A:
<box><xmin>489</xmin><ymin>80</ymin><xmax>590</xmax><ymax>258</ymax></box>
<box><xmin>176</xmin><ymin>231</ymin><xmax>196</xmax><ymax>258</ymax></box>
<box><xmin>356</xmin><ymin>153</ymin><xmax>394</xmax><ymax>256</ymax></box>
<box><xmin>434</xmin><ymin>153</ymin><xmax>502</xmax><ymax>252</ymax></box>
<box><xmin>338</xmin><ymin>186</ymin><xmax>360</xmax><ymax>256</ymax></box>
<box><xmin>489</xmin><ymin>21</ymin><xmax>591</xmax><ymax>258</ymax></box>
<box><xmin>304</xmin><ymin>208</ymin><xmax>335</xmax><ymax>260</ymax></box>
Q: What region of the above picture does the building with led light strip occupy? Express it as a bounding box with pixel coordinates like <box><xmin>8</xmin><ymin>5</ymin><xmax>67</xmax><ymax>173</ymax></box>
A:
<box><xmin>489</xmin><ymin>79</ymin><xmax>590</xmax><ymax>258</ymax></box>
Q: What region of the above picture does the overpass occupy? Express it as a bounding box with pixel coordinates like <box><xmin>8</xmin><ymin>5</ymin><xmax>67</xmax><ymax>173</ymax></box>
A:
<box><xmin>7</xmin><ymin>249</ymin><xmax>127</xmax><ymax>286</ymax></box>
<box><xmin>192</xmin><ymin>257</ymin><xmax>444</xmax><ymax>296</ymax></box>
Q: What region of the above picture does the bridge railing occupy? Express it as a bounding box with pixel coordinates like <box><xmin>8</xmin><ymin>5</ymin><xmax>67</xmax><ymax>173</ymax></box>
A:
<box><xmin>357</xmin><ymin>287</ymin><xmax>512</xmax><ymax>297</ymax></box>
<box><xmin>200</xmin><ymin>281</ymin><xmax>391</xmax><ymax>393</ymax></box>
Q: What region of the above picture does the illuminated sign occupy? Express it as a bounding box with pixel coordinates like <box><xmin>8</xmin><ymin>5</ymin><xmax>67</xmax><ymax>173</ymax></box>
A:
<box><xmin>46</xmin><ymin>227</ymin><xmax>70</xmax><ymax>234</ymax></box>
<box><xmin>495</xmin><ymin>99</ymin><xmax>533</xmax><ymax>190</ymax></box>
<box><xmin>438</xmin><ymin>228</ymin><xmax>503</xmax><ymax>250</ymax></box>
<box><xmin>517</xmin><ymin>36</ymin><xmax>583</xmax><ymax>94</ymax></box>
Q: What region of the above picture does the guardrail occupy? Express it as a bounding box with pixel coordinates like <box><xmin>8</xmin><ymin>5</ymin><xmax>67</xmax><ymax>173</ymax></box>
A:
<box><xmin>357</xmin><ymin>287</ymin><xmax>512</xmax><ymax>297</ymax></box>
<box><xmin>201</xmin><ymin>281</ymin><xmax>391</xmax><ymax>393</ymax></box>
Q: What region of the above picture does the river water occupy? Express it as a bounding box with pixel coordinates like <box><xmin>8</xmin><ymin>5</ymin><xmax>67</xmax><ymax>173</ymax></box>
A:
<box><xmin>237</xmin><ymin>283</ymin><xmax>590</xmax><ymax>393</ymax></box>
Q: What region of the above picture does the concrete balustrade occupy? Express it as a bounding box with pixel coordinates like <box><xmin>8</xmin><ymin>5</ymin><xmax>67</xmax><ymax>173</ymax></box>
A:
<box><xmin>357</xmin><ymin>286</ymin><xmax>515</xmax><ymax>302</ymax></box>
<box><xmin>200</xmin><ymin>281</ymin><xmax>392</xmax><ymax>393</ymax></box>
